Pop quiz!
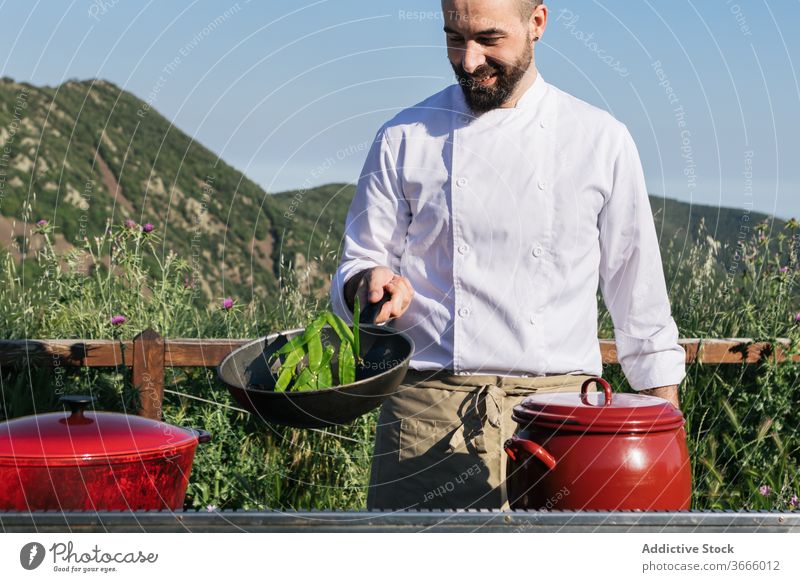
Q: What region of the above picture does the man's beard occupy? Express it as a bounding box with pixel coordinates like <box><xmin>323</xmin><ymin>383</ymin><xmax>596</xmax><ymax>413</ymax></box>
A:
<box><xmin>451</xmin><ymin>38</ymin><xmax>533</xmax><ymax>115</ymax></box>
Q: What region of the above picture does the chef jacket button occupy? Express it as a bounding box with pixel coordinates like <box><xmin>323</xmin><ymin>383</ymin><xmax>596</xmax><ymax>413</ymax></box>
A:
<box><xmin>539</xmin><ymin>119</ymin><xmax>547</xmax><ymax>129</ymax></box>
<box><xmin>529</xmin><ymin>315</ymin><xmax>536</xmax><ymax>325</ymax></box>
<box><xmin>456</xmin><ymin>177</ymin><xmax>468</xmax><ymax>188</ymax></box>
<box><xmin>537</xmin><ymin>180</ymin><xmax>547</xmax><ymax>191</ymax></box>
<box><xmin>457</xmin><ymin>243</ymin><xmax>470</xmax><ymax>255</ymax></box>
<box><xmin>532</xmin><ymin>245</ymin><xmax>544</xmax><ymax>258</ymax></box>
<box><xmin>458</xmin><ymin>307</ymin><xmax>471</xmax><ymax>318</ymax></box>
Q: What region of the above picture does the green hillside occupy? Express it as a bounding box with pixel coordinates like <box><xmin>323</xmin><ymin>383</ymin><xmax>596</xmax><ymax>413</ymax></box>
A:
<box><xmin>0</xmin><ymin>77</ymin><xmax>282</xmax><ymax>302</ymax></box>
<box><xmin>651</xmin><ymin>195</ymin><xmax>785</xmax><ymax>253</ymax></box>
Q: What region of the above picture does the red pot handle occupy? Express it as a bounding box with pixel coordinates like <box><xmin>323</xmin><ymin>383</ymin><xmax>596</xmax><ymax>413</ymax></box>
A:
<box><xmin>503</xmin><ymin>436</ymin><xmax>557</xmax><ymax>470</ymax></box>
<box><xmin>581</xmin><ymin>377</ymin><xmax>613</xmax><ymax>406</ymax></box>
<box><xmin>189</xmin><ymin>428</ymin><xmax>212</xmax><ymax>444</ymax></box>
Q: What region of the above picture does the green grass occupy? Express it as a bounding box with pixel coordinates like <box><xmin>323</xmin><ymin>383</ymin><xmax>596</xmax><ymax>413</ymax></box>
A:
<box><xmin>1</xmin><ymin>205</ymin><xmax>799</xmax><ymax>511</ymax></box>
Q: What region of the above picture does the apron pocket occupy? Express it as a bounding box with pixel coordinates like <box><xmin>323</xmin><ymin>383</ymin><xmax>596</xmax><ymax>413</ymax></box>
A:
<box><xmin>398</xmin><ymin>417</ymin><xmax>456</xmax><ymax>462</ymax></box>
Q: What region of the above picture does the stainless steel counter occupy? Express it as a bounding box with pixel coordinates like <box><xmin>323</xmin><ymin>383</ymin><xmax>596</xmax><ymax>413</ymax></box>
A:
<box><xmin>2</xmin><ymin>510</ymin><xmax>798</xmax><ymax>533</ymax></box>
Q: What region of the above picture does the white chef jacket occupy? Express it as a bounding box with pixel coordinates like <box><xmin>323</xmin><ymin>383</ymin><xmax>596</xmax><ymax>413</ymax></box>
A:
<box><xmin>330</xmin><ymin>72</ymin><xmax>686</xmax><ymax>391</ymax></box>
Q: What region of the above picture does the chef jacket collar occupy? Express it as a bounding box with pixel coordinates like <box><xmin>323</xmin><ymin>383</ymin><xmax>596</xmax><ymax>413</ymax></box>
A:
<box><xmin>456</xmin><ymin>70</ymin><xmax>548</xmax><ymax>117</ymax></box>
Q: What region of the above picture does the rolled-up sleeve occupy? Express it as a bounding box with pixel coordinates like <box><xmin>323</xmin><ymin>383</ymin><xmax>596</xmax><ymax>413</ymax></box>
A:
<box><xmin>330</xmin><ymin>126</ymin><xmax>411</xmax><ymax>324</ymax></box>
<box><xmin>598</xmin><ymin>125</ymin><xmax>686</xmax><ymax>391</ymax></box>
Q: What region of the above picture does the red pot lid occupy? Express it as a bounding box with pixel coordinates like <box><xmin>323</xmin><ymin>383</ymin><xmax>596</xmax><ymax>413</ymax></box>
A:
<box><xmin>511</xmin><ymin>377</ymin><xmax>685</xmax><ymax>434</ymax></box>
<box><xmin>0</xmin><ymin>395</ymin><xmax>201</xmax><ymax>461</ymax></box>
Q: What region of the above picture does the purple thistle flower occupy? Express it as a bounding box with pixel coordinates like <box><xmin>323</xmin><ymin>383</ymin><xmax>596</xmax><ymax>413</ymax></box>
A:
<box><xmin>791</xmin><ymin>495</ymin><xmax>799</xmax><ymax>508</ymax></box>
<box><xmin>222</xmin><ymin>297</ymin><xmax>234</xmax><ymax>310</ymax></box>
<box><xmin>36</xmin><ymin>219</ymin><xmax>48</xmax><ymax>227</ymax></box>
<box><xmin>141</xmin><ymin>223</ymin><xmax>154</xmax><ymax>234</ymax></box>
<box><xmin>780</xmin><ymin>266</ymin><xmax>789</xmax><ymax>274</ymax></box>
<box><xmin>111</xmin><ymin>315</ymin><xmax>126</xmax><ymax>326</ymax></box>
<box><xmin>795</xmin><ymin>313</ymin><xmax>800</xmax><ymax>323</ymax></box>
<box><xmin>759</xmin><ymin>485</ymin><xmax>772</xmax><ymax>496</ymax></box>
<box><xmin>125</xmin><ymin>219</ymin><xmax>137</xmax><ymax>228</ymax></box>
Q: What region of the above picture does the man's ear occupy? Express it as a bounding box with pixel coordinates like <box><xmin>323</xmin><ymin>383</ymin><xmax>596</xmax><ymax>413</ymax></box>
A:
<box><xmin>530</xmin><ymin>4</ymin><xmax>547</xmax><ymax>43</ymax></box>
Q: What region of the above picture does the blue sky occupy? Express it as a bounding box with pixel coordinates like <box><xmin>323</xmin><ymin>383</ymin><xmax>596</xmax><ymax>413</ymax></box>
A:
<box><xmin>1</xmin><ymin>0</ymin><xmax>798</xmax><ymax>219</ymax></box>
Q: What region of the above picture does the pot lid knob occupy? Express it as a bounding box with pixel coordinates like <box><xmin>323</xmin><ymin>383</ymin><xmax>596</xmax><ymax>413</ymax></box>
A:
<box><xmin>59</xmin><ymin>395</ymin><xmax>97</xmax><ymax>421</ymax></box>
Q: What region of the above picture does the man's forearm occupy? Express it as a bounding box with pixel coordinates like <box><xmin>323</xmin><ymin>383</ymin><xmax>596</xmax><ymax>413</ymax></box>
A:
<box><xmin>640</xmin><ymin>384</ymin><xmax>680</xmax><ymax>409</ymax></box>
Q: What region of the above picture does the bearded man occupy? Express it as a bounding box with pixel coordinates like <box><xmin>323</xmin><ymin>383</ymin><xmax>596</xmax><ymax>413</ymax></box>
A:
<box><xmin>330</xmin><ymin>0</ymin><xmax>686</xmax><ymax>510</ymax></box>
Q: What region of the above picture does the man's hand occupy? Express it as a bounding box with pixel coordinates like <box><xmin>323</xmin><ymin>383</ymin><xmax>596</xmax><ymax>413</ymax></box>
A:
<box><xmin>640</xmin><ymin>384</ymin><xmax>680</xmax><ymax>410</ymax></box>
<box><xmin>344</xmin><ymin>266</ymin><xmax>414</xmax><ymax>324</ymax></box>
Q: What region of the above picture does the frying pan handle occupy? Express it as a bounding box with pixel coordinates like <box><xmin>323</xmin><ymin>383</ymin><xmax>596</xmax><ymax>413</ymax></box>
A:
<box><xmin>504</xmin><ymin>436</ymin><xmax>557</xmax><ymax>470</ymax></box>
<box><xmin>581</xmin><ymin>377</ymin><xmax>613</xmax><ymax>406</ymax></box>
<box><xmin>359</xmin><ymin>290</ymin><xmax>392</xmax><ymax>325</ymax></box>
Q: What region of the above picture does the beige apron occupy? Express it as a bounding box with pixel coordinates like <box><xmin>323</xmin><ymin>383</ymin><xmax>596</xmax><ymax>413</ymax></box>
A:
<box><xmin>366</xmin><ymin>369</ymin><xmax>596</xmax><ymax>511</ymax></box>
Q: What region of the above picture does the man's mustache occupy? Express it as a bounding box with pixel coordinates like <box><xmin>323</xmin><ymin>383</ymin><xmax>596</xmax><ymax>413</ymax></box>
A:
<box><xmin>455</xmin><ymin>63</ymin><xmax>503</xmax><ymax>88</ymax></box>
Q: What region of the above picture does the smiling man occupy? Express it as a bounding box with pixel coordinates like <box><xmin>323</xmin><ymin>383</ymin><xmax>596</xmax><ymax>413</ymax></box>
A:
<box><xmin>331</xmin><ymin>0</ymin><xmax>686</xmax><ymax>510</ymax></box>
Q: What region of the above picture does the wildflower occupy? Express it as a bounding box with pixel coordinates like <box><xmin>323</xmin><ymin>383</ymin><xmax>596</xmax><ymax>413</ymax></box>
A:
<box><xmin>222</xmin><ymin>297</ymin><xmax>234</xmax><ymax>310</ymax></box>
<box><xmin>141</xmin><ymin>223</ymin><xmax>154</xmax><ymax>234</ymax></box>
<box><xmin>124</xmin><ymin>219</ymin><xmax>137</xmax><ymax>229</ymax></box>
<box><xmin>111</xmin><ymin>315</ymin><xmax>126</xmax><ymax>326</ymax></box>
<box><xmin>791</xmin><ymin>495</ymin><xmax>799</xmax><ymax>508</ymax></box>
<box><xmin>780</xmin><ymin>266</ymin><xmax>789</xmax><ymax>274</ymax></box>
<box><xmin>759</xmin><ymin>485</ymin><xmax>772</xmax><ymax>496</ymax></box>
<box><xmin>206</xmin><ymin>504</ymin><xmax>218</xmax><ymax>512</ymax></box>
<box><xmin>795</xmin><ymin>313</ymin><xmax>800</xmax><ymax>323</ymax></box>
<box><xmin>34</xmin><ymin>219</ymin><xmax>52</xmax><ymax>234</ymax></box>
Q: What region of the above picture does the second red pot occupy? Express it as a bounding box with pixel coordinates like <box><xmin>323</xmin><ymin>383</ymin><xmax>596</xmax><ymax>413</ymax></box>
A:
<box><xmin>504</xmin><ymin>378</ymin><xmax>692</xmax><ymax>510</ymax></box>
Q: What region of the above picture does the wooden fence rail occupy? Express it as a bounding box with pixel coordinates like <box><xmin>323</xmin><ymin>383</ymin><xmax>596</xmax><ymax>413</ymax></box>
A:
<box><xmin>0</xmin><ymin>329</ymin><xmax>797</xmax><ymax>420</ymax></box>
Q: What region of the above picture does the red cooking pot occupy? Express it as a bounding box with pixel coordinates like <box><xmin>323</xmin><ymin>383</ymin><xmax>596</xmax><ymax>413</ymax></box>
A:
<box><xmin>0</xmin><ymin>395</ymin><xmax>210</xmax><ymax>511</ymax></box>
<box><xmin>504</xmin><ymin>377</ymin><xmax>691</xmax><ymax>510</ymax></box>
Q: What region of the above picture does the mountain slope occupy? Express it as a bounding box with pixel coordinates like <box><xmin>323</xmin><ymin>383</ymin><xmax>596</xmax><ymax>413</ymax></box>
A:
<box><xmin>0</xmin><ymin>76</ymin><xmax>280</xmax><ymax>301</ymax></box>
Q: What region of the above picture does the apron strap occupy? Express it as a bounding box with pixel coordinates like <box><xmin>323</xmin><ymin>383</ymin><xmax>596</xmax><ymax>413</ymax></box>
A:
<box><xmin>446</xmin><ymin>382</ymin><xmax>505</xmax><ymax>454</ymax></box>
<box><xmin>404</xmin><ymin>369</ymin><xmax>592</xmax><ymax>393</ymax></box>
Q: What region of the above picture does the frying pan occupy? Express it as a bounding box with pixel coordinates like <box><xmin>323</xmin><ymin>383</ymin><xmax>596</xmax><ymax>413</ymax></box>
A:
<box><xmin>217</xmin><ymin>294</ymin><xmax>415</xmax><ymax>428</ymax></box>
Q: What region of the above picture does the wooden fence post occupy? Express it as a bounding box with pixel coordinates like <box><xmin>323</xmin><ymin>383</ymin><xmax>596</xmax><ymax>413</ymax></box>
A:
<box><xmin>132</xmin><ymin>328</ymin><xmax>165</xmax><ymax>420</ymax></box>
